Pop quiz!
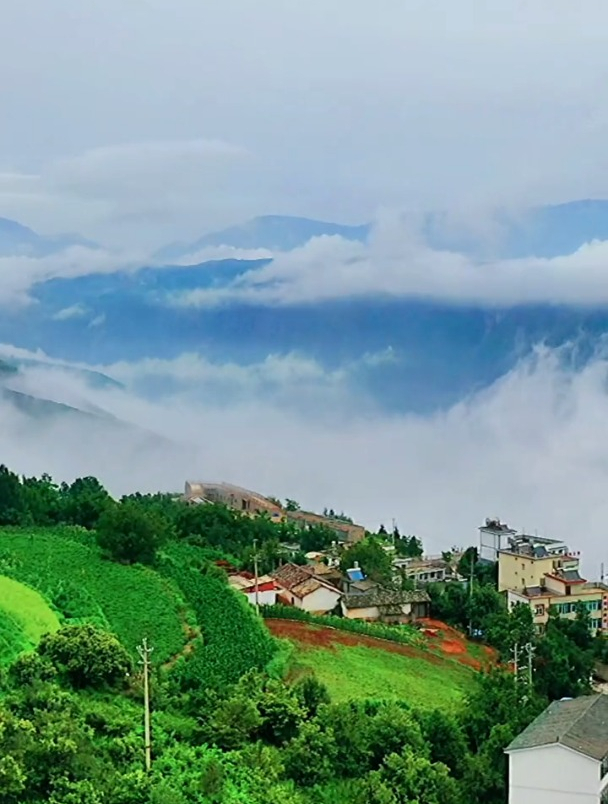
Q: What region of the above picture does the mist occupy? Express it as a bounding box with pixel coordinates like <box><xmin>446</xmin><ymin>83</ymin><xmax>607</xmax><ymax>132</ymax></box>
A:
<box><xmin>3</xmin><ymin>344</ymin><xmax>608</xmax><ymax>577</ymax></box>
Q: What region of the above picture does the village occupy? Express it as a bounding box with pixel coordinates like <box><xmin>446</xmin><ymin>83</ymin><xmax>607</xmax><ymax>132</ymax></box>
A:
<box><xmin>184</xmin><ymin>481</ymin><xmax>608</xmax><ymax>637</ymax></box>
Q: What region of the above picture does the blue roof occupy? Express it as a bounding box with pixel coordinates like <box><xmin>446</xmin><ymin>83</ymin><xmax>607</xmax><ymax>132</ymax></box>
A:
<box><xmin>347</xmin><ymin>568</ymin><xmax>365</xmax><ymax>581</ymax></box>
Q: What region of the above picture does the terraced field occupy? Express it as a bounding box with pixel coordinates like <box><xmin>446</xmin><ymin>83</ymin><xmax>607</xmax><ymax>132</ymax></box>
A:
<box><xmin>0</xmin><ymin>527</ymin><xmax>188</xmax><ymax>662</ymax></box>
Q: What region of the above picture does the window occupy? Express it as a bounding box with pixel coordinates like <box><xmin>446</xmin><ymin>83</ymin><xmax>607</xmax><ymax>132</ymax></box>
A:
<box><xmin>534</xmin><ymin>604</ymin><xmax>545</xmax><ymax>616</ymax></box>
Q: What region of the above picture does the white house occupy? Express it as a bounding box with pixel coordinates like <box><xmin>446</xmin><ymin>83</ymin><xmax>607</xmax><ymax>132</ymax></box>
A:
<box><xmin>505</xmin><ymin>694</ymin><xmax>608</xmax><ymax>804</ymax></box>
<box><xmin>271</xmin><ymin>563</ymin><xmax>341</xmax><ymax>614</ymax></box>
<box><xmin>228</xmin><ymin>573</ymin><xmax>278</xmax><ymax>606</ymax></box>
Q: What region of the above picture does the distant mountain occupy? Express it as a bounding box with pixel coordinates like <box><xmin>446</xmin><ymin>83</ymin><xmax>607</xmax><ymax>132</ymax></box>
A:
<box><xmin>0</xmin><ymin>217</ymin><xmax>99</xmax><ymax>257</ymax></box>
<box><xmin>155</xmin><ymin>215</ymin><xmax>371</xmax><ymax>260</ymax></box>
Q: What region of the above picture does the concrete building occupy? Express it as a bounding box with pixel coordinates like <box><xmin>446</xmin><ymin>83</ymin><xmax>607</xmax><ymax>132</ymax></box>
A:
<box><xmin>498</xmin><ymin>532</ymin><xmax>608</xmax><ymax>634</ymax></box>
<box><xmin>505</xmin><ymin>694</ymin><xmax>608</xmax><ymax>803</ymax></box>
<box><xmin>285</xmin><ymin>509</ymin><xmax>366</xmax><ymax>544</ymax></box>
<box><xmin>184</xmin><ymin>481</ymin><xmax>284</xmax><ymax>521</ymax></box>
<box><xmin>340</xmin><ymin>588</ymin><xmax>430</xmax><ymax>624</ymax></box>
<box><xmin>479</xmin><ymin>517</ymin><xmax>517</xmax><ymax>563</ymax></box>
<box><xmin>394</xmin><ymin>555</ymin><xmax>456</xmax><ymax>585</ymax></box>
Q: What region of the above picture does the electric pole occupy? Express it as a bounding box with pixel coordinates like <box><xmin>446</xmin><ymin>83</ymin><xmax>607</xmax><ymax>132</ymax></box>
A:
<box><xmin>253</xmin><ymin>539</ymin><xmax>259</xmax><ymax>611</ymax></box>
<box><xmin>524</xmin><ymin>642</ymin><xmax>535</xmax><ymax>686</ymax></box>
<box><xmin>467</xmin><ymin>550</ymin><xmax>475</xmax><ymax>636</ymax></box>
<box><xmin>511</xmin><ymin>643</ymin><xmax>520</xmax><ymax>679</ymax></box>
<box><xmin>137</xmin><ymin>638</ymin><xmax>154</xmax><ymax>773</ymax></box>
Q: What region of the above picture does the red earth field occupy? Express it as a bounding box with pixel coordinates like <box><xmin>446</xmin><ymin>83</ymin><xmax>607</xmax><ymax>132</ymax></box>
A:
<box><xmin>266</xmin><ymin>618</ymin><xmax>497</xmax><ymax>672</ymax></box>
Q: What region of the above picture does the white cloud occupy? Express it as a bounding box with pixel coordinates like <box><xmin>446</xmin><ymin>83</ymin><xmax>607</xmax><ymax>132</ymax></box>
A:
<box><xmin>3</xmin><ymin>343</ymin><xmax>608</xmax><ymax>576</ymax></box>
<box><xmin>173</xmin><ymin>217</ymin><xmax>608</xmax><ymax>308</ymax></box>
<box><xmin>52</xmin><ymin>303</ymin><xmax>89</xmax><ymax>321</ymax></box>
<box><xmin>0</xmin><ymin>246</ymin><xmax>144</xmax><ymax>307</ymax></box>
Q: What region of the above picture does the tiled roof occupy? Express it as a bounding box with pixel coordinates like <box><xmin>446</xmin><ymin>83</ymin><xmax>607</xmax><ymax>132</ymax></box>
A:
<box><xmin>506</xmin><ymin>695</ymin><xmax>608</xmax><ymax>760</ymax></box>
<box><xmin>272</xmin><ymin>563</ymin><xmax>340</xmax><ymax>598</ymax></box>
<box><xmin>342</xmin><ymin>588</ymin><xmax>430</xmax><ymax>610</ymax></box>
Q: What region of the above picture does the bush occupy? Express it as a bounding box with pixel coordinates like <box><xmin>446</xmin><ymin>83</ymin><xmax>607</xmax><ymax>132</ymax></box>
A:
<box><xmin>38</xmin><ymin>624</ymin><xmax>132</xmax><ymax>689</ymax></box>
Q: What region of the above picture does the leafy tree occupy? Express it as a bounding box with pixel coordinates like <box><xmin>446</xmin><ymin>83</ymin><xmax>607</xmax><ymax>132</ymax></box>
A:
<box><xmin>96</xmin><ymin>501</ymin><xmax>172</xmax><ymax>565</ymax></box>
<box><xmin>294</xmin><ymin>675</ymin><xmax>331</xmax><ymax>717</ymax></box>
<box><xmin>0</xmin><ymin>464</ymin><xmax>26</xmax><ymax>525</ymax></box>
<box><xmin>416</xmin><ymin>709</ymin><xmax>468</xmax><ymax>779</ymax></box>
<box><xmin>38</xmin><ymin>624</ymin><xmax>132</xmax><ymax>689</ymax></box>
<box><xmin>60</xmin><ymin>476</ymin><xmax>112</xmax><ymax>529</ymax></box>
<box><xmin>284</xmin><ymin>499</ymin><xmax>300</xmax><ymax>512</ymax></box>
<box><xmin>395</xmin><ymin>534</ymin><xmax>424</xmax><ymax>558</ymax></box>
<box><xmin>365</xmin><ymin>748</ymin><xmax>461</xmax><ymax>804</ymax></box>
<box><xmin>341</xmin><ymin>538</ymin><xmax>393</xmax><ymax>584</ymax></box>
<box><xmin>283</xmin><ymin>722</ymin><xmax>338</xmax><ymax>786</ymax></box>
<box><xmin>21</xmin><ymin>474</ymin><xmax>62</xmax><ymax>525</ymax></box>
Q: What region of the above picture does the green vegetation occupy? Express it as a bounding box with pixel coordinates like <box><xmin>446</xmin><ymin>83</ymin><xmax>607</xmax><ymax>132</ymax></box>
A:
<box><xmin>0</xmin><ymin>574</ymin><xmax>60</xmax><ymax>643</ymax></box>
<box><xmin>294</xmin><ymin>643</ymin><xmax>474</xmax><ymax>709</ymax></box>
<box><xmin>0</xmin><ymin>527</ymin><xmax>186</xmax><ymax>662</ymax></box>
<box><xmin>0</xmin><ymin>461</ymin><xmax>606</xmax><ymax>803</ymax></box>
<box><xmin>162</xmin><ymin>543</ymin><xmax>276</xmax><ymax>690</ymax></box>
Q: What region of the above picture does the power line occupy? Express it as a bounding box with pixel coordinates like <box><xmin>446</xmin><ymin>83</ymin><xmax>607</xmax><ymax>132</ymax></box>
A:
<box><xmin>137</xmin><ymin>637</ymin><xmax>154</xmax><ymax>773</ymax></box>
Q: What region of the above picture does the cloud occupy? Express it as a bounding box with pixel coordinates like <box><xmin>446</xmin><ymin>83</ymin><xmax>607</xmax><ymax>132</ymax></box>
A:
<box><xmin>52</xmin><ymin>304</ymin><xmax>89</xmax><ymax>321</ymax></box>
<box><xmin>0</xmin><ymin>139</ymin><xmax>262</xmax><ymax>249</ymax></box>
<box><xmin>2</xmin><ymin>343</ymin><xmax>608</xmax><ymax>576</ymax></box>
<box><xmin>173</xmin><ymin>216</ymin><xmax>608</xmax><ymax>309</ymax></box>
<box><xmin>0</xmin><ymin>246</ymin><xmax>144</xmax><ymax>307</ymax></box>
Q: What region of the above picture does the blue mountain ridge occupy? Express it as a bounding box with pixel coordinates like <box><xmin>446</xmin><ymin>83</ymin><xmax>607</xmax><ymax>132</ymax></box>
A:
<box><xmin>4</xmin><ymin>199</ymin><xmax>608</xmax><ymax>414</ymax></box>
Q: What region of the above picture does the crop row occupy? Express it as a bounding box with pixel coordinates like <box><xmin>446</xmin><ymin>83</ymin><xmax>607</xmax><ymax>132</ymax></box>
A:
<box><xmin>261</xmin><ymin>604</ymin><xmax>424</xmax><ymax>647</ymax></box>
<box><xmin>0</xmin><ymin>527</ymin><xmax>186</xmax><ymax>662</ymax></box>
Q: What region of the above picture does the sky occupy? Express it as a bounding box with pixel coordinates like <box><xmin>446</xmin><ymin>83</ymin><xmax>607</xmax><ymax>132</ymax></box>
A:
<box><xmin>1</xmin><ymin>0</ymin><xmax>608</xmax><ymax>246</ymax></box>
<box><xmin>3</xmin><ymin>0</ymin><xmax>608</xmax><ymax>571</ymax></box>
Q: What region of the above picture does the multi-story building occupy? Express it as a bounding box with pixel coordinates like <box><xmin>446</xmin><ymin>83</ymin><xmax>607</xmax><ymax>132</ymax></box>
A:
<box><xmin>479</xmin><ymin>517</ymin><xmax>517</xmax><ymax>562</ymax></box>
<box><xmin>498</xmin><ymin>531</ymin><xmax>608</xmax><ymax>634</ymax></box>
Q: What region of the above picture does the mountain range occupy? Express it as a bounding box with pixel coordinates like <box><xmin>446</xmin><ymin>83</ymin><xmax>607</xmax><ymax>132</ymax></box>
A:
<box><xmin>3</xmin><ymin>199</ymin><xmax>608</xmax><ymax>419</ymax></box>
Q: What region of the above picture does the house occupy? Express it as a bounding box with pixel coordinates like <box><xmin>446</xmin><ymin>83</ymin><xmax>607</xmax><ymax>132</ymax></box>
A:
<box><xmin>394</xmin><ymin>556</ymin><xmax>455</xmax><ymax>585</ymax></box>
<box><xmin>341</xmin><ymin>588</ymin><xmax>430</xmax><ymax>624</ymax></box>
<box><xmin>271</xmin><ymin>563</ymin><xmax>342</xmax><ymax>614</ymax></box>
<box><xmin>498</xmin><ymin>532</ymin><xmax>608</xmax><ymax>634</ymax></box>
<box><xmin>184</xmin><ymin>481</ymin><xmax>284</xmax><ymax>522</ymax></box>
<box><xmin>505</xmin><ymin>694</ymin><xmax>608</xmax><ymax>803</ymax></box>
<box><xmin>227</xmin><ymin>573</ymin><xmax>279</xmax><ymax>606</ymax></box>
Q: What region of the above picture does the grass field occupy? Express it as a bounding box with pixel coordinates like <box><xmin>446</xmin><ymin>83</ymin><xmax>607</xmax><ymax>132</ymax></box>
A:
<box><xmin>0</xmin><ymin>527</ymin><xmax>188</xmax><ymax>662</ymax></box>
<box><xmin>267</xmin><ymin>619</ymin><xmax>481</xmax><ymax>710</ymax></box>
<box><xmin>0</xmin><ymin>575</ymin><xmax>60</xmax><ymax>665</ymax></box>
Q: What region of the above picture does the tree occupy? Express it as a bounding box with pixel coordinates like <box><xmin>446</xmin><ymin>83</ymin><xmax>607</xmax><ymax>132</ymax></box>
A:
<box><xmin>284</xmin><ymin>499</ymin><xmax>300</xmax><ymax>512</ymax></box>
<box><xmin>0</xmin><ymin>464</ymin><xmax>26</xmax><ymax>525</ymax></box>
<box><xmin>96</xmin><ymin>501</ymin><xmax>172</xmax><ymax>565</ymax></box>
<box><xmin>38</xmin><ymin>624</ymin><xmax>132</xmax><ymax>689</ymax></box>
<box><xmin>340</xmin><ymin>538</ymin><xmax>393</xmax><ymax>585</ymax></box>
<box><xmin>60</xmin><ymin>476</ymin><xmax>112</xmax><ymax>529</ymax></box>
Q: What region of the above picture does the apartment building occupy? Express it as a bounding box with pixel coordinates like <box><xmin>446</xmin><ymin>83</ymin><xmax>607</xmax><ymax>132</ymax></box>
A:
<box><xmin>498</xmin><ymin>532</ymin><xmax>608</xmax><ymax>634</ymax></box>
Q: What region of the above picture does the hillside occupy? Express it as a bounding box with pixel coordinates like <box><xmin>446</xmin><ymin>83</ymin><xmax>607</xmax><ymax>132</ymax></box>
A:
<box><xmin>268</xmin><ymin>618</ymin><xmax>489</xmax><ymax>709</ymax></box>
<box><xmin>0</xmin><ymin>526</ymin><xmax>188</xmax><ymax>662</ymax></box>
<box><xmin>0</xmin><ymin>575</ymin><xmax>60</xmax><ymax>665</ymax></box>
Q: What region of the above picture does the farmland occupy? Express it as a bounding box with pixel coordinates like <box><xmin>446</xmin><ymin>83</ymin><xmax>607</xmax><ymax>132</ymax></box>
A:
<box><xmin>267</xmin><ymin>618</ymin><xmax>488</xmax><ymax>709</ymax></box>
<box><xmin>0</xmin><ymin>575</ymin><xmax>60</xmax><ymax>664</ymax></box>
<box><xmin>0</xmin><ymin>527</ymin><xmax>188</xmax><ymax>662</ymax></box>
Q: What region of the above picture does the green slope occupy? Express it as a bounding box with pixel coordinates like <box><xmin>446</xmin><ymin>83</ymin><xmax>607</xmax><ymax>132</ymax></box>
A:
<box><xmin>0</xmin><ymin>527</ymin><xmax>187</xmax><ymax>662</ymax></box>
<box><xmin>0</xmin><ymin>575</ymin><xmax>60</xmax><ymax>665</ymax></box>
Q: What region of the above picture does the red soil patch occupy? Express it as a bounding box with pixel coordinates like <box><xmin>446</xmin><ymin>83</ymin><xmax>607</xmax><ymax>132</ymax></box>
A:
<box><xmin>267</xmin><ymin>617</ymin><xmax>498</xmax><ymax>674</ymax></box>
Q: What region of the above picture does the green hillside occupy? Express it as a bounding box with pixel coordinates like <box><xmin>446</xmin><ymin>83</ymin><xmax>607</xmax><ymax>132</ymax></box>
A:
<box><xmin>0</xmin><ymin>527</ymin><xmax>188</xmax><ymax>662</ymax></box>
<box><xmin>267</xmin><ymin>619</ymin><xmax>477</xmax><ymax>709</ymax></box>
<box><xmin>0</xmin><ymin>575</ymin><xmax>60</xmax><ymax>664</ymax></box>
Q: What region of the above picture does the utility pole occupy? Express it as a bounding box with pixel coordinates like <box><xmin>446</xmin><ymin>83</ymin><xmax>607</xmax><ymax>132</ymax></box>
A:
<box><xmin>511</xmin><ymin>643</ymin><xmax>520</xmax><ymax>679</ymax></box>
<box><xmin>524</xmin><ymin>642</ymin><xmax>535</xmax><ymax>686</ymax></box>
<box><xmin>137</xmin><ymin>638</ymin><xmax>154</xmax><ymax>773</ymax></box>
<box><xmin>467</xmin><ymin>550</ymin><xmax>475</xmax><ymax>636</ymax></box>
<box><xmin>253</xmin><ymin>539</ymin><xmax>259</xmax><ymax>611</ymax></box>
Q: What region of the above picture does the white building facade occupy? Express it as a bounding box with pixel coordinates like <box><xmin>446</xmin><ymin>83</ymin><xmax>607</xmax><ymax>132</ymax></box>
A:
<box><xmin>506</xmin><ymin>695</ymin><xmax>608</xmax><ymax>804</ymax></box>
